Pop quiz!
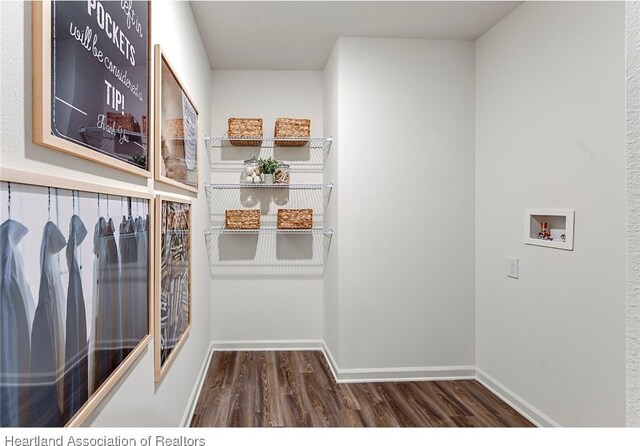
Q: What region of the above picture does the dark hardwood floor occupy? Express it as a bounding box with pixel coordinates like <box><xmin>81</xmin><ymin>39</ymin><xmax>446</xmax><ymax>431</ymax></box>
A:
<box><xmin>190</xmin><ymin>351</ymin><xmax>534</xmax><ymax>427</ymax></box>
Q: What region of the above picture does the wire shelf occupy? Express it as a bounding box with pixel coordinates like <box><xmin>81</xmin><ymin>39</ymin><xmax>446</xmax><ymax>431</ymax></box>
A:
<box><xmin>205</xmin><ymin>136</ymin><xmax>332</xmax><ymax>150</ymax></box>
<box><xmin>204</xmin><ymin>182</ymin><xmax>333</xmax><ymax>191</ymax></box>
<box><xmin>204</xmin><ymin>135</ymin><xmax>332</xmax><ymax>172</ymax></box>
<box><xmin>204</xmin><ymin>184</ymin><xmax>332</xmax><ymax>223</ymax></box>
<box><xmin>204</xmin><ymin>227</ymin><xmax>333</xmax><ymax>236</ymax></box>
<box><xmin>203</xmin><ymin>227</ymin><xmax>333</xmax><ymax>276</ymax></box>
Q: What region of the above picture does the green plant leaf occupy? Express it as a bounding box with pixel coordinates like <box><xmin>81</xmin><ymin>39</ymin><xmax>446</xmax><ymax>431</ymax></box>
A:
<box><xmin>258</xmin><ymin>156</ymin><xmax>278</xmax><ymax>174</ymax></box>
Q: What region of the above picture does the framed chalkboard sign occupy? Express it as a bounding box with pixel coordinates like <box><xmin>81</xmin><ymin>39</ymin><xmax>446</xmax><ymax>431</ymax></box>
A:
<box><xmin>33</xmin><ymin>1</ymin><xmax>152</xmax><ymax>177</ymax></box>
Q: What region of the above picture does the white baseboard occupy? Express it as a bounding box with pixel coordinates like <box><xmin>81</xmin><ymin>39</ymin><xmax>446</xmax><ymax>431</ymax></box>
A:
<box><xmin>180</xmin><ymin>341</ymin><xmax>215</xmax><ymax>427</ymax></box>
<box><xmin>211</xmin><ymin>339</ymin><xmax>324</xmax><ymax>351</ymax></box>
<box><xmin>476</xmin><ymin>367</ymin><xmax>560</xmax><ymax>427</ymax></box>
<box><xmin>334</xmin><ymin>366</ymin><xmax>476</xmax><ymax>383</ymax></box>
<box><xmin>321</xmin><ymin>341</ymin><xmax>340</xmax><ymax>382</ymax></box>
<box><xmin>320</xmin><ymin>341</ymin><xmax>475</xmax><ymax>383</ymax></box>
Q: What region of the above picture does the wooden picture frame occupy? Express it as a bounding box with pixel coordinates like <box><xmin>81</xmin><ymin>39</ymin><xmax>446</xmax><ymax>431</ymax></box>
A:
<box><xmin>32</xmin><ymin>1</ymin><xmax>153</xmax><ymax>177</ymax></box>
<box><xmin>154</xmin><ymin>45</ymin><xmax>200</xmax><ymax>194</ymax></box>
<box><xmin>0</xmin><ymin>168</ymin><xmax>153</xmax><ymax>427</ymax></box>
<box><xmin>154</xmin><ymin>195</ymin><xmax>192</xmax><ymax>382</ymax></box>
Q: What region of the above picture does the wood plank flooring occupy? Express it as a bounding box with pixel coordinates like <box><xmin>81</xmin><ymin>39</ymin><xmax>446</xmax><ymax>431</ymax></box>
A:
<box><xmin>189</xmin><ymin>351</ymin><xmax>534</xmax><ymax>427</ymax></box>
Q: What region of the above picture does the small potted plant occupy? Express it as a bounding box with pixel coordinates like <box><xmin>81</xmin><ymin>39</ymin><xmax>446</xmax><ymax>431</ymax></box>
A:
<box><xmin>258</xmin><ymin>157</ymin><xmax>278</xmax><ymax>184</ymax></box>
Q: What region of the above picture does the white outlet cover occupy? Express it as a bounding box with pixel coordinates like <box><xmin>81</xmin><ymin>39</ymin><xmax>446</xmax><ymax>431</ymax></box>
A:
<box><xmin>507</xmin><ymin>257</ymin><xmax>519</xmax><ymax>279</ymax></box>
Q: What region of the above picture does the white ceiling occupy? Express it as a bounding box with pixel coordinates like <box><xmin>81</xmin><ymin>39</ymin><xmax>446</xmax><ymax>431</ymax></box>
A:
<box><xmin>190</xmin><ymin>1</ymin><xmax>522</xmax><ymax>70</ymax></box>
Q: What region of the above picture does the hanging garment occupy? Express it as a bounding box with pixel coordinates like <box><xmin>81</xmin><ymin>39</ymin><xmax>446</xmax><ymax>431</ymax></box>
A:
<box><xmin>0</xmin><ymin>220</ymin><xmax>32</xmax><ymax>427</ymax></box>
<box><xmin>62</xmin><ymin>215</ymin><xmax>88</xmax><ymax>423</ymax></box>
<box><xmin>0</xmin><ymin>221</ymin><xmax>35</xmax><ymax>335</ymax></box>
<box><xmin>133</xmin><ymin>215</ymin><xmax>148</xmax><ymax>342</ymax></box>
<box><xmin>30</xmin><ymin>221</ymin><xmax>66</xmax><ymax>427</ymax></box>
<box><xmin>119</xmin><ymin>215</ymin><xmax>137</xmax><ymax>355</ymax></box>
<box><xmin>91</xmin><ymin>217</ymin><xmax>123</xmax><ymax>393</ymax></box>
<box><xmin>87</xmin><ymin>220</ymin><xmax>100</xmax><ymax>395</ymax></box>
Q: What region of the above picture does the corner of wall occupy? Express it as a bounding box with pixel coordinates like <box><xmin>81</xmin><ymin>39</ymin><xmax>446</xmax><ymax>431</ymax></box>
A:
<box><xmin>322</xmin><ymin>40</ymin><xmax>340</xmax><ymax>366</ymax></box>
<box><xmin>626</xmin><ymin>0</ymin><xmax>640</xmax><ymax>428</ymax></box>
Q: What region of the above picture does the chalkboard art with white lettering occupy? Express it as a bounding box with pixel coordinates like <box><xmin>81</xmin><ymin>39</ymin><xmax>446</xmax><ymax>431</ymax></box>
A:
<box><xmin>51</xmin><ymin>1</ymin><xmax>149</xmax><ymax>169</ymax></box>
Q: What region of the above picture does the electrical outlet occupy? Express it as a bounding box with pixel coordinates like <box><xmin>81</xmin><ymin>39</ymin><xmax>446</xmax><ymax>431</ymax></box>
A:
<box><xmin>507</xmin><ymin>257</ymin><xmax>519</xmax><ymax>279</ymax></box>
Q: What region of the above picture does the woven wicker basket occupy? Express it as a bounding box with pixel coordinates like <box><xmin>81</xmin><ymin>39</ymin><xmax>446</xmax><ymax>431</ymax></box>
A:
<box><xmin>228</xmin><ymin>118</ymin><xmax>263</xmax><ymax>146</ymax></box>
<box><xmin>225</xmin><ymin>209</ymin><xmax>260</xmax><ymax>229</ymax></box>
<box><xmin>274</xmin><ymin>118</ymin><xmax>310</xmax><ymax>147</ymax></box>
<box><xmin>277</xmin><ymin>209</ymin><xmax>313</xmax><ymax>229</ymax></box>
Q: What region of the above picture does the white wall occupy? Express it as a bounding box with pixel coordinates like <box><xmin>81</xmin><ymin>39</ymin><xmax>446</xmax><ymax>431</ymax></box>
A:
<box><xmin>0</xmin><ymin>0</ymin><xmax>212</xmax><ymax>426</ymax></box>
<box><xmin>325</xmin><ymin>37</ymin><xmax>476</xmax><ymax>372</ymax></box>
<box><xmin>208</xmin><ymin>70</ymin><xmax>324</xmax><ymax>342</ymax></box>
<box><xmin>628</xmin><ymin>1</ymin><xmax>640</xmax><ymax>428</ymax></box>
<box><xmin>475</xmin><ymin>1</ymin><xmax>626</xmax><ymax>426</ymax></box>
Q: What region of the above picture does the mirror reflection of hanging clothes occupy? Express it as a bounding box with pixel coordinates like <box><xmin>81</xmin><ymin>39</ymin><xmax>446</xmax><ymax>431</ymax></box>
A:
<box><xmin>63</xmin><ymin>215</ymin><xmax>88</xmax><ymax>423</ymax></box>
<box><xmin>0</xmin><ymin>220</ymin><xmax>32</xmax><ymax>426</ymax></box>
<box><xmin>30</xmin><ymin>221</ymin><xmax>67</xmax><ymax>427</ymax></box>
<box><xmin>91</xmin><ymin>217</ymin><xmax>123</xmax><ymax>393</ymax></box>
